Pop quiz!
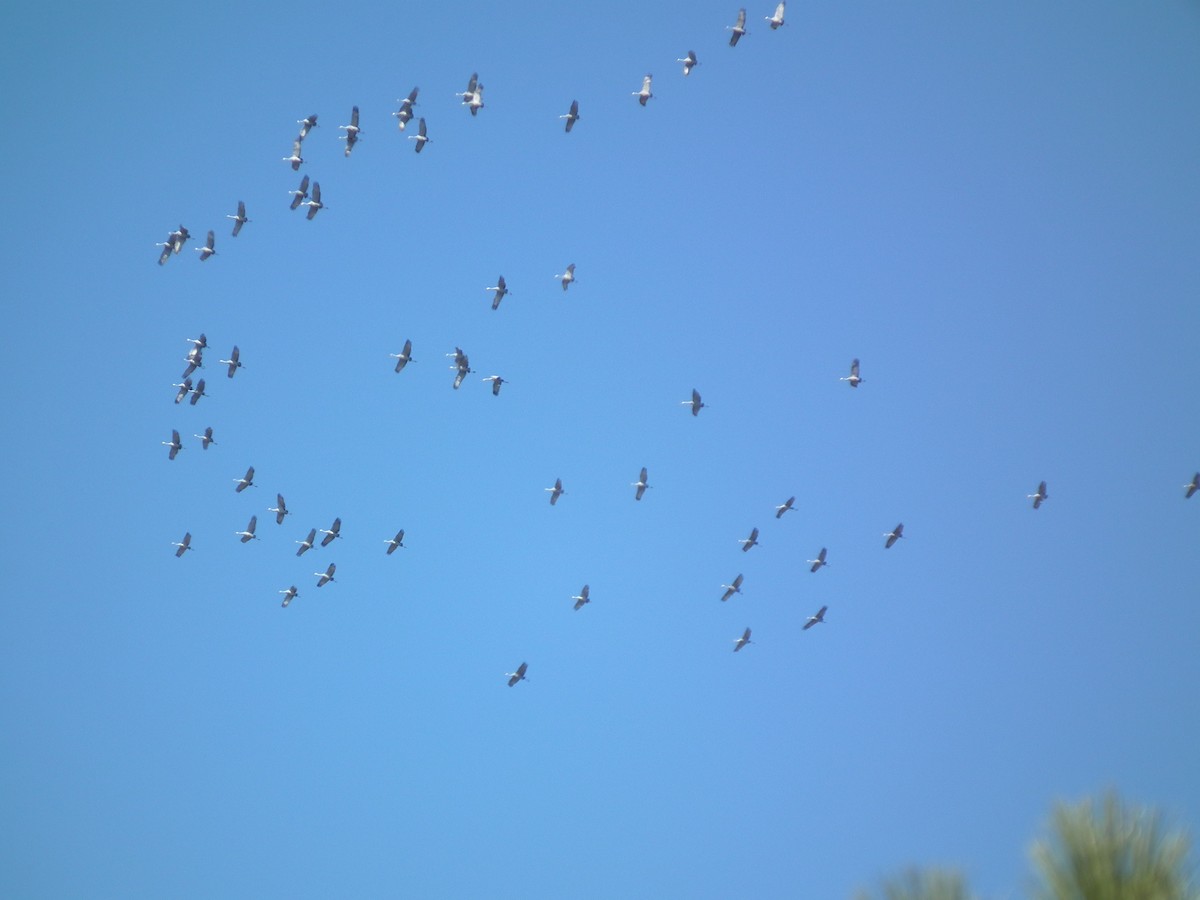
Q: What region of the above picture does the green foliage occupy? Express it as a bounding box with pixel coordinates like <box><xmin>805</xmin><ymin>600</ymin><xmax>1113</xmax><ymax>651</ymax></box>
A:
<box><xmin>1030</xmin><ymin>791</ymin><xmax>1198</xmax><ymax>900</ymax></box>
<box><xmin>855</xmin><ymin>867</ymin><xmax>974</xmax><ymax>900</ymax></box>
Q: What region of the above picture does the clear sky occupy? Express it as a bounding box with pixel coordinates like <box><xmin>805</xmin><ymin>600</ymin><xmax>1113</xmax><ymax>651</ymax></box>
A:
<box><xmin>1</xmin><ymin>2</ymin><xmax>1198</xmax><ymax>897</ymax></box>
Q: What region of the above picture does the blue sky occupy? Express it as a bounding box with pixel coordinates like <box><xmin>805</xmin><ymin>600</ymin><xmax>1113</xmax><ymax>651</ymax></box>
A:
<box><xmin>2</xmin><ymin>1</ymin><xmax>1198</xmax><ymax>897</ymax></box>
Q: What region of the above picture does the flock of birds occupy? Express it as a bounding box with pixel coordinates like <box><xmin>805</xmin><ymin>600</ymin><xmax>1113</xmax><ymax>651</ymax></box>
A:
<box><xmin>155</xmin><ymin>4</ymin><xmax>1199</xmax><ymax>687</ymax></box>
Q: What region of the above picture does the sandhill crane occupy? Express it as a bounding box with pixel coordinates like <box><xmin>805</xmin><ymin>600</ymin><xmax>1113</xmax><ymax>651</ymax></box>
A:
<box><xmin>157</xmin><ymin>240</ymin><xmax>173</xmax><ymax>266</ymax></box>
<box><xmin>733</xmin><ymin>627</ymin><xmax>752</xmax><ymax>652</ymax></box>
<box><xmin>394</xmin><ymin>88</ymin><xmax>418</xmax><ymax>130</ymax></box>
<box><xmin>269</xmin><ymin>494</ymin><xmax>289</xmax><ymax>525</ymax></box>
<box><xmin>633</xmin><ymin>467</ymin><xmax>651</xmax><ymax>500</ymax></box>
<box><xmin>163</xmin><ymin>429</ymin><xmax>183</xmax><ymax>460</ymax></box>
<box><xmin>188</xmin><ymin>378</ymin><xmax>206</xmax><ymax>406</ymax></box>
<box><xmin>739</xmin><ymin>527</ymin><xmax>760</xmax><ymax>552</ymax></box>
<box><xmin>557</xmin><ymin>263</ymin><xmax>576</xmax><ymax>291</ymax></box>
<box><xmin>194</xmin><ymin>230</ymin><xmax>216</xmax><ymax>261</ymax></box>
<box><xmin>482</xmin><ymin>375</ymin><xmax>506</xmax><ymax>396</ymax></box>
<box><xmin>677</xmin><ymin>50</ymin><xmax>698</xmax><ymax>75</ymax></box>
<box><xmin>234</xmin><ymin>466</ymin><xmax>255</xmax><ymax>493</ymax></box>
<box><xmin>289</xmin><ymin>174</ymin><xmax>310</xmax><ymax>210</ymax></box>
<box><xmin>727</xmin><ymin>8</ymin><xmax>749</xmax><ymax>45</ymax></box>
<box><xmin>448</xmin><ymin>347</ymin><xmax>472</xmax><ymax>389</ymax></box>
<box><xmin>339</xmin><ymin>105</ymin><xmax>361</xmax><ymax>156</ymax></box>
<box><xmin>390</xmin><ymin>339</ymin><xmax>414</xmax><ymax>373</ymax></box>
<box><xmin>408</xmin><ymin>117</ymin><xmax>429</xmax><ymax>152</ymax></box>
<box><xmin>457</xmin><ymin>73</ymin><xmax>480</xmax><ymax>109</ymax></box>
<box><xmin>194</xmin><ymin>427</ymin><xmax>215</xmax><ymax>450</ymax></box>
<box><xmin>766</xmin><ymin>1</ymin><xmax>786</xmax><ymax>28</ymax></box>
<box><xmin>720</xmin><ymin>574</ymin><xmax>744</xmax><ymax>602</ymax></box>
<box><xmin>227</xmin><ymin>201</ymin><xmax>249</xmax><ymax>237</ymax></box>
<box><xmin>220</xmin><ymin>346</ymin><xmax>242</xmax><ymax>378</ymax></box>
<box><xmin>182</xmin><ymin>347</ymin><xmax>203</xmax><ymax>378</ymax></box>
<box><xmin>634</xmin><ymin>74</ymin><xmax>653</xmax><ymax>105</ymax></box>
<box><xmin>453</xmin><ymin>365</ymin><xmax>471</xmax><ymax>390</ymax></box>
<box><xmin>297</xmin><ymin>114</ymin><xmax>318</xmax><ymax>140</ymax></box>
<box><xmin>1028</xmin><ymin>481</ymin><xmax>1048</xmax><ymax>509</ymax></box>
<box><xmin>172</xmin><ymin>532</ymin><xmax>193</xmax><ymax>557</ymax></box>
<box><xmin>486</xmin><ymin>275</ymin><xmax>509</xmax><ymax>309</ymax></box>
<box><xmin>186</xmin><ymin>333</ymin><xmax>208</xmax><ymax>351</ymax></box>
<box><xmin>546</xmin><ymin>478</ymin><xmax>565</xmax><ymax>505</ymax></box>
<box><xmin>156</xmin><ymin>225</ymin><xmax>191</xmax><ymax>264</ymax></box>
<box><xmin>384</xmin><ymin>529</ymin><xmax>406</xmax><ymax>554</ymax></box>
<box><xmin>1186</xmin><ymin>473</ymin><xmax>1200</xmax><ymax>499</ymax></box>
<box><xmin>236</xmin><ymin>515</ymin><xmax>259</xmax><ymax>543</ymax></box>
<box><xmin>840</xmin><ymin>358</ymin><xmax>863</xmax><ymax>388</ymax></box>
<box><xmin>572</xmin><ymin>585</ymin><xmax>590</xmax><ymax>610</ymax></box>
<box><xmin>506</xmin><ymin>661</ymin><xmax>528</xmax><ymax>687</ymax></box>
<box><xmin>807</xmin><ymin>547</ymin><xmax>828</xmax><ymax>572</ymax></box>
<box><xmin>775</xmin><ymin>496</ymin><xmax>796</xmax><ymax>518</ymax></box>
<box><xmin>315</xmin><ymin>563</ymin><xmax>336</xmax><ymax>587</ymax></box>
<box><xmin>319</xmin><ymin>517</ymin><xmax>342</xmax><ymax>547</ymax></box>
<box><xmin>280</xmin><ymin>585</ymin><xmax>299</xmax><ymax>608</ymax></box>
<box><xmin>803</xmin><ymin>605</ymin><xmax>828</xmax><ymax>630</ymax></box>
<box><xmin>884</xmin><ymin>523</ymin><xmax>904</xmax><ymax>548</ymax></box>
<box><xmin>283</xmin><ymin>140</ymin><xmax>304</xmax><ymax>170</ymax></box>
<box><xmin>172</xmin><ymin>378</ymin><xmax>193</xmax><ymax>405</ymax></box>
<box><xmin>295</xmin><ymin>528</ymin><xmax>317</xmax><ymax>556</ymax></box>
<box><xmin>560</xmin><ymin>99</ymin><xmax>579</xmax><ymax>132</ymax></box>
<box><xmin>682</xmin><ymin>388</ymin><xmax>705</xmax><ymax>416</ymax></box>
<box><xmin>304</xmin><ymin>182</ymin><xmax>325</xmax><ymax>220</ymax></box>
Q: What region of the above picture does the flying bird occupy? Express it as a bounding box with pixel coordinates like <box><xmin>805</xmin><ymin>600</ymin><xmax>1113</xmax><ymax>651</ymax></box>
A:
<box><xmin>279</xmin><ymin>586</ymin><xmax>299</xmax><ymax>608</ymax></box>
<box><xmin>194</xmin><ymin>230</ymin><xmax>216</xmax><ymax>261</ymax></box>
<box><xmin>172</xmin><ymin>532</ymin><xmax>193</xmax><ymax>557</ymax></box>
<box><xmin>234</xmin><ymin>466</ymin><xmax>256</xmax><ymax>493</ymax></box>
<box><xmin>766</xmin><ymin>2</ymin><xmax>786</xmax><ymax>29</ymax></box>
<box><xmin>390</xmin><ymin>339</ymin><xmax>414</xmax><ymax>373</ymax></box>
<box><xmin>506</xmin><ymin>662</ymin><xmax>528</xmax><ymax>687</ymax></box>
<box><xmin>319</xmin><ymin>517</ymin><xmax>342</xmax><ymax>547</ymax></box>
<box><xmin>296</xmin><ymin>114</ymin><xmax>318</xmax><ymax>140</ymax></box>
<box><xmin>220</xmin><ymin>346</ymin><xmax>242</xmax><ymax>378</ymax></box>
<box><xmin>634</xmin><ymin>74</ymin><xmax>653</xmax><ymax>105</ymax></box>
<box><xmin>172</xmin><ymin>378</ymin><xmax>193</xmax><ymax>404</ymax></box>
<box><xmin>304</xmin><ymin>182</ymin><xmax>325</xmax><ymax>220</ymax></box>
<box><xmin>289</xmin><ymin>174</ymin><xmax>310</xmax><ymax>210</ymax></box>
<box><xmin>339</xmin><ymin>105</ymin><xmax>361</xmax><ymax>156</ymax></box>
<box><xmin>227</xmin><ymin>201</ymin><xmax>249</xmax><ymax>237</ymax></box>
<box><xmin>187</xmin><ymin>378</ymin><xmax>206</xmax><ymax>406</ymax></box>
<box><xmin>394</xmin><ymin>88</ymin><xmax>418</xmax><ymax>130</ymax></box>
<box><xmin>807</xmin><ymin>547</ymin><xmax>828</xmax><ymax>572</ymax></box>
<box><xmin>727</xmin><ymin>8</ymin><xmax>749</xmax><ymax>45</ymax></box>
<box><xmin>572</xmin><ymin>585</ymin><xmax>590</xmax><ymax>611</ymax></box>
<box><xmin>236</xmin><ymin>515</ymin><xmax>259</xmax><ymax>543</ymax></box>
<box><xmin>733</xmin><ymin>627</ymin><xmax>752</xmax><ymax>652</ymax></box>
<box><xmin>194</xmin><ymin>427</ymin><xmax>216</xmax><ymax>450</ymax></box>
<box><xmin>163</xmin><ymin>429</ymin><xmax>183</xmax><ymax>460</ymax></box>
<box><xmin>682</xmin><ymin>388</ymin><xmax>705</xmax><ymax>416</ymax></box>
<box><xmin>884</xmin><ymin>523</ymin><xmax>904</xmax><ymax>548</ymax></box>
<box><xmin>295</xmin><ymin>528</ymin><xmax>317</xmax><ymax>557</ymax></box>
<box><xmin>840</xmin><ymin>358</ymin><xmax>863</xmax><ymax>388</ymax></box>
<box><xmin>283</xmin><ymin>140</ymin><xmax>304</xmax><ymax>170</ymax></box>
<box><xmin>182</xmin><ymin>347</ymin><xmax>203</xmax><ymax>378</ymax></box>
<box><xmin>632</xmin><ymin>467</ymin><xmax>650</xmax><ymax>501</ymax></box>
<box><xmin>408</xmin><ymin>117</ymin><xmax>429</xmax><ymax>152</ymax></box>
<box><xmin>803</xmin><ymin>605</ymin><xmax>828</xmax><ymax>630</ymax></box>
<box><xmin>269</xmin><ymin>494</ymin><xmax>289</xmax><ymax>525</ymax></box>
<box><xmin>486</xmin><ymin>275</ymin><xmax>509</xmax><ymax>309</ymax></box>
<box><xmin>482</xmin><ymin>375</ymin><xmax>506</xmax><ymax>396</ymax></box>
<box><xmin>156</xmin><ymin>225</ymin><xmax>191</xmax><ymax>264</ymax></box>
<box><xmin>560</xmin><ymin>99</ymin><xmax>579</xmax><ymax>132</ymax></box>
<box><xmin>557</xmin><ymin>263</ymin><xmax>576</xmax><ymax>291</ymax></box>
<box><xmin>775</xmin><ymin>496</ymin><xmax>796</xmax><ymax>518</ymax></box>
<box><xmin>448</xmin><ymin>347</ymin><xmax>472</xmax><ymax>389</ymax></box>
<box><xmin>1028</xmin><ymin>481</ymin><xmax>1048</xmax><ymax>509</ymax></box>
<box><xmin>384</xmin><ymin>529</ymin><xmax>406</xmax><ymax>554</ymax></box>
<box><xmin>467</xmin><ymin>82</ymin><xmax>485</xmax><ymax>115</ymax></box>
<box><xmin>1186</xmin><ymin>473</ymin><xmax>1200</xmax><ymax>499</ymax></box>
<box><xmin>738</xmin><ymin>527</ymin><xmax>760</xmax><ymax>552</ymax></box>
<box><xmin>720</xmin><ymin>574</ymin><xmax>744</xmax><ymax>602</ymax></box>
<box><xmin>185</xmin><ymin>333</ymin><xmax>208</xmax><ymax>351</ymax></box>
<box><xmin>545</xmin><ymin>478</ymin><xmax>565</xmax><ymax>505</ymax></box>
<box><xmin>677</xmin><ymin>50</ymin><xmax>699</xmax><ymax>76</ymax></box>
<box><xmin>315</xmin><ymin>563</ymin><xmax>336</xmax><ymax>588</ymax></box>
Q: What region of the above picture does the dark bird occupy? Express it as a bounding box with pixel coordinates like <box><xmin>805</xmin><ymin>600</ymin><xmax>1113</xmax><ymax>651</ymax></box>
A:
<box><xmin>727</xmin><ymin>8</ymin><xmax>748</xmax><ymax>45</ymax></box>
<box><xmin>163</xmin><ymin>429</ymin><xmax>183</xmax><ymax>460</ymax></box>
<box><xmin>560</xmin><ymin>99</ymin><xmax>579</xmax><ymax>132</ymax></box>
<box><xmin>738</xmin><ymin>527</ymin><xmax>760</xmax><ymax>552</ymax></box>
<box><xmin>295</xmin><ymin>528</ymin><xmax>317</xmax><ymax>557</ymax></box>
<box><xmin>572</xmin><ymin>585</ymin><xmax>590</xmax><ymax>611</ymax></box>
<box><xmin>807</xmin><ymin>547</ymin><xmax>828</xmax><ymax>572</ymax></box>
<box><xmin>172</xmin><ymin>532</ymin><xmax>193</xmax><ymax>557</ymax></box>
<box><xmin>234</xmin><ymin>466</ymin><xmax>256</xmax><ymax>493</ymax></box>
<box><xmin>227</xmin><ymin>201</ymin><xmax>249</xmax><ymax>237</ymax></box>
<box><xmin>390</xmin><ymin>339</ymin><xmax>414</xmax><ymax>373</ymax></box>
<box><xmin>236</xmin><ymin>515</ymin><xmax>259</xmax><ymax>543</ymax></box>
<box><xmin>1028</xmin><ymin>481</ymin><xmax>1048</xmax><ymax>509</ymax></box>
<box><xmin>315</xmin><ymin>563</ymin><xmax>336</xmax><ymax>587</ymax></box>
<box><xmin>506</xmin><ymin>662</ymin><xmax>528</xmax><ymax>687</ymax></box>
<box><xmin>803</xmin><ymin>605</ymin><xmax>828</xmax><ymax>630</ymax></box>
<box><xmin>733</xmin><ymin>627</ymin><xmax>752</xmax><ymax>652</ymax></box>
<box><xmin>720</xmin><ymin>574</ymin><xmax>744</xmax><ymax>602</ymax></box>
<box><xmin>269</xmin><ymin>494</ymin><xmax>289</xmax><ymax>525</ymax></box>
<box><xmin>884</xmin><ymin>523</ymin><xmax>904</xmax><ymax>548</ymax></box>
<box><xmin>385</xmin><ymin>529</ymin><xmax>406</xmax><ymax>554</ymax></box>
<box><xmin>319</xmin><ymin>517</ymin><xmax>342</xmax><ymax>547</ymax></box>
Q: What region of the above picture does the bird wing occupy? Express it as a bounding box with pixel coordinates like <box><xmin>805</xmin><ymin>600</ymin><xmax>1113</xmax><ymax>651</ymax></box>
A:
<box><xmin>232</xmin><ymin>217</ymin><xmax>243</xmax><ymax>237</ymax></box>
<box><xmin>297</xmin><ymin>529</ymin><xmax>316</xmax><ymax>555</ymax></box>
<box><xmin>419</xmin><ymin>117</ymin><xmax>427</xmax><ymax>137</ymax></box>
<box><xmin>351</xmin><ymin>105</ymin><xmax>359</xmax><ymax>127</ymax></box>
<box><xmin>851</xmin><ymin>358</ymin><xmax>860</xmax><ymax>377</ymax></box>
<box><xmin>158</xmin><ymin>243</ymin><xmax>172</xmax><ymax>265</ymax></box>
<box><xmin>248</xmin><ymin>514</ymin><xmax>257</xmax><ymax>532</ymax></box>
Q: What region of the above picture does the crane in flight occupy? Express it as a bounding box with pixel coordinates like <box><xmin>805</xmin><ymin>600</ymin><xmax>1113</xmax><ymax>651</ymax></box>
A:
<box><xmin>220</xmin><ymin>346</ymin><xmax>243</xmax><ymax>378</ymax></box>
<box><xmin>482</xmin><ymin>375</ymin><xmax>507</xmax><ymax>396</ymax></box>
<box><xmin>304</xmin><ymin>182</ymin><xmax>325</xmax><ymax>220</ymax></box>
<box><xmin>339</xmin><ymin>105</ymin><xmax>361</xmax><ymax>156</ymax></box>
<box><xmin>545</xmin><ymin>478</ymin><xmax>565</xmax><ymax>505</ymax></box>
<box><xmin>1186</xmin><ymin>473</ymin><xmax>1200</xmax><ymax>499</ymax></box>
<box><xmin>738</xmin><ymin>527</ymin><xmax>760</xmax><ymax>552</ymax></box>
<box><xmin>677</xmin><ymin>51</ymin><xmax>698</xmax><ymax>76</ymax></box>
<box><xmin>775</xmin><ymin>496</ymin><xmax>796</xmax><ymax>518</ymax></box>
<box><xmin>384</xmin><ymin>529</ymin><xmax>406</xmax><ymax>554</ymax></box>
<box><xmin>803</xmin><ymin>605</ymin><xmax>828</xmax><ymax>630</ymax></box>
<box><xmin>556</xmin><ymin>263</ymin><xmax>576</xmax><ymax>291</ymax></box>
<box><xmin>195</xmin><ymin>230</ymin><xmax>216</xmax><ymax>262</ymax></box>
<box><xmin>194</xmin><ymin>427</ymin><xmax>215</xmax><ymax>450</ymax></box>
<box><xmin>163</xmin><ymin>429</ymin><xmax>183</xmax><ymax>460</ymax></box>
<box><xmin>807</xmin><ymin>548</ymin><xmax>828</xmax><ymax>572</ymax></box>
<box><xmin>269</xmin><ymin>494</ymin><xmax>289</xmax><ymax>525</ymax></box>
<box><xmin>172</xmin><ymin>532</ymin><xmax>193</xmax><ymax>557</ymax></box>
<box><xmin>234</xmin><ymin>466</ymin><xmax>256</xmax><ymax>493</ymax></box>
<box><xmin>506</xmin><ymin>662</ymin><xmax>528</xmax><ymax>687</ymax></box>
<box><xmin>297</xmin><ymin>114</ymin><xmax>318</xmax><ymax>141</ymax></box>
<box><xmin>394</xmin><ymin>88</ymin><xmax>418</xmax><ymax>130</ymax></box>
<box><xmin>681</xmin><ymin>389</ymin><xmax>705</xmax><ymax>417</ymax></box>
<box><xmin>319</xmin><ymin>517</ymin><xmax>342</xmax><ymax>547</ymax></box>
<box><xmin>720</xmin><ymin>574</ymin><xmax>744</xmax><ymax>602</ymax></box>
<box><xmin>732</xmin><ymin>627</ymin><xmax>752</xmax><ymax>652</ymax></box>
<box><xmin>172</xmin><ymin>377</ymin><xmax>192</xmax><ymax>404</ymax></box>
<box><xmin>840</xmin><ymin>358</ymin><xmax>863</xmax><ymax>388</ymax></box>
<box><xmin>572</xmin><ymin>585</ymin><xmax>590</xmax><ymax>611</ymax></box>
<box><xmin>279</xmin><ymin>586</ymin><xmax>299</xmax><ymax>608</ymax></box>
<box><xmin>632</xmin><ymin>467</ymin><xmax>651</xmax><ymax>501</ymax></box>
<box><xmin>283</xmin><ymin>140</ymin><xmax>304</xmax><ymax>170</ymax></box>
<box><xmin>408</xmin><ymin>117</ymin><xmax>429</xmax><ymax>152</ymax></box>
<box><xmin>295</xmin><ymin>528</ymin><xmax>317</xmax><ymax>557</ymax></box>
<box><xmin>1028</xmin><ymin>481</ymin><xmax>1048</xmax><ymax>509</ymax></box>
<box><xmin>766</xmin><ymin>2</ymin><xmax>786</xmax><ymax>29</ymax></box>
<box><xmin>634</xmin><ymin>74</ymin><xmax>653</xmax><ymax>105</ymax></box>
<box><xmin>235</xmin><ymin>515</ymin><xmax>259</xmax><ymax>543</ymax></box>
<box><xmin>727</xmin><ymin>8</ymin><xmax>748</xmax><ymax>45</ymax></box>
<box><xmin>390</xmin><ymin>339</ymin><xmax>414</xmax><ymax>373</ymax></box>
<box><xmin>227</xmin><ymin>200</ymin><xmax>249</xmax><ymax>236</ymax></box>
<box><xmin>884</xmin><ymin>523</ymin><xmax>904</xmax><ymax>548</ymax></box>
<box><xmin>289</xmin><ymin>175</ymin><xmax>310</xmax><ymax>210</ymax></box>
<box><xmin>187</xmin><ymin>378</ymin><xmax>206</xmax><ymax>406</ymax></box>
<box><xmin>560</xmin><ymin>99</ymin><xmax>579</xmax><ymax>132</ymax></box>
<box><xmin>315</xmin><ymin>563</ymin><xmax>336</xmax><ymax>588</ymax></box>
<box><xmin>486</xmin><ymin>275</ymin><xmax>509</xmax><ymax>310</ymax></box>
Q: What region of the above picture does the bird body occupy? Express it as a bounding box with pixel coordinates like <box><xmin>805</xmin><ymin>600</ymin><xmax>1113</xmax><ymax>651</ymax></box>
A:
<box><xmin>173</xmin><ymin>378</ymin><xmax>193</xmax><ymax>404</ymax></box>
<box><xmin>289</xmin><ymin>175</ymin><xmax>310</xmax><ymax>210</ymax></box>
<box><xmin>482</xmin><ymin>375</ymin><xmax>506</xmax><ymax>396</ymax></box>
<box><xmin>315</xmin><ymin>563</ymin><xmax>336</xmax><ymax>587</ymax></box>
<box><xmin>394</xmin><ymin>88</ymin><xmax>418</xmax><ymax>130</ymax></box>
<box><xmin>775</xmin><ymin>496</ymin><xmax>796</xmax><ymax>518</ymax></box>
<box><xmin>390</xmin><ymin>339</ymin><xmax>414</xmax><ymax>373</ymax></box>
<box><xmin>339</xmin><ymin>105</ymin><xmax>361</xmax><ymax>156</ymax></box>
<box><xmin>1028</xmin><ymin>481</ymin><xmax>1048</xmax><ymax>509</ymax></box>
<box><xmin>682</xmin><ymin>388</ymin><xmax>705</xmax><ymax>416</ymax></box>
<box><xmin>188</xmin><ymin>378</ymin><xmax>206</xmax><ymax>406</ymax></box>
<box><xmin>1186</xmin><ymin>473</ymin><xmax>1200</xmax><ymax>499</ymax></box>
<box><xmin>807</xmin><ymin>547</ymin><xmax>828</xmax><ymax>572</ymax></box>
<box><xmin>633</xmin><ymin>467</ymin><xmax>650</xmax><ymax>500</ymax></box>
<box><xmin>319</xmin><ymin>517</ymin><xmax>342</xmax><ymax>547</ymax></box>
<box><xmin>739</xmin><ymin>527</ymin><xmax>760</xmax><ymax>552</ymax></box>
<box><xmin>506</xmin><ymin>661</ymin><xmax>528</xmax><ymax>686</ymax></box>
<box><xmin>766</xmin><ymin>2</ymin><xmax>786</xmax><ymax>29</ymax></box>
<box><xmin>733</xmin><ymin>627</ymin><xmax>752</xmax><ymax>652</ymax></box>
<box><xmin>884</xmin><ymin>523</ymin><xmax>904</xmax><ymax>548</ymax></box>
<box><xmin>194</xmin><ymin>427</ymin><xmax>216</xmax><ymax>450</ymax></box>
<box><xmin>234</xmin><ymin>466</ymin><xmax>256</xmax><ymax>493</ymax></box>
<box><xmin>163</xmin><ymin>429</ymin><xmax>183</xmax><ymax>460</ymax></box>
<box><xmin>486</xmin><ymin>275</ymin><xmax>509</xmax><ymax>309</ymax></box>
<box><xmin>295</xmin><ymin>528</ymin><xmax>317</xmax><ymax>556</ymax></box>
<box><xmin>634</xmin><ymin>74</ymin><xmax>653</xmax><ymax>105</ymax></box>
<box><xmin>840</xmin><ymin>358</ymin><xmax>863</xmax><ymax>388</ymax></box>
<box><xmin>408</xmin><ymin>117</ymin><xmax>429</xmax><ymax>152</ymax></box>
<box><xmin>385</xmin><ymin>529</ymin><xmax>406</xmax><ymax>554</ymax></box>
<box><xmin>297</xmin><ymin>114</ymin><xmax>318</xmax><ymax>141</ymax></box>
<box><xmin>677</xmin><ymin>50</ymin><xmax>698</xmax><ymax>76</ymax></box>
<box><xmin>803</xmin><ymin>605</ymin><xmax>828</xmax><ymax>630</ymax></box>
<box><xmin>546</xmin><ymin>478</ymin><xmax>565</xmax><ymax>505</ymax></box>
<box><xmin>304</xmin><ymin>182</ymin><xmax>324</xmax><ymax>220</ymax></box>
<box><xmin>172</xmin><ymin>532</ymin><xmax>193</xmax><ymax>557</ymax></box>
<box><xmin>227</xmin><ymin>201</ymin><xmax>249</xmax><ymax>237</ymax></box>
<box><xmin>283</xmin><ymin>140</ymin><xmax>304</xmax><ymax>170</ymax></box>
<box><xmin>572</xmin><ymin>585</ymin><xmax>590</xmax><ymax>611</ymax></box>
<box><xmin>269</xmin><ymin>494</ymin><xmax>289</xmax><ymax>525</ymax></box>
<box><xmin>727</xmin><ymin>8</ymin><xmax>748</xmax><ymax>45</ymax></box>
<box><xmin>219</xmin><ymin>346</ymin><xmax>242</xmax><ymax>378</ymax></box>
<box><xmin>195</xmin><ymin>230</ymin><xmax>216</xmax><ymax>261</ymax></box>
<box><xmin>236</xmin><ymin>515</ymin><xmax>259</xmax><ymax>543</ymax></box>
<box><xmin>557</xmin><ymin>263</ymin><xmax>576</xmax><ymax>291</ymax></box>
<box><xmin>280</xmin><ymin>586</ymin><xmax>299</xmax><ymax>608</ymax></box>
<box><xmin>720</xmin><ymin>574</ymin><xmax>744</xmax><ymax>602</ymax></box>
<box><xmin>560</xmin><ymin>99</ymin><xmax>579</xmax><ymax>132</ymax></box>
